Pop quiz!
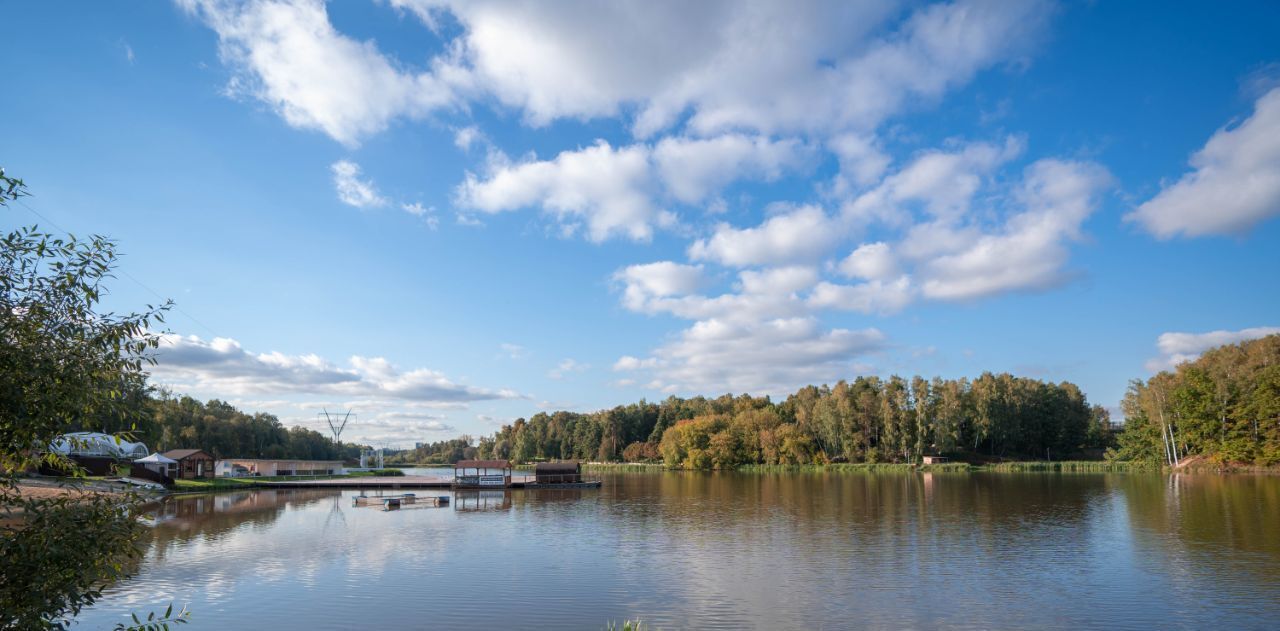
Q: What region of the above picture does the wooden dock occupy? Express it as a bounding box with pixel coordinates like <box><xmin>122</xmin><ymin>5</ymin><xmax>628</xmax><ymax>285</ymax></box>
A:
<box><xmin>352</xmin><ymin>493</ymin><xmax>449</xmax><ymax>510</ymax></box>
<box><xmin>251</xmin><ymin>474</ymin><xmax>601</xmax><ymax>490</ymax></box>
<box><xmin>253</xmin><ymin>474</ymin><xmax>530</xmax><ymax>489</ymax></box>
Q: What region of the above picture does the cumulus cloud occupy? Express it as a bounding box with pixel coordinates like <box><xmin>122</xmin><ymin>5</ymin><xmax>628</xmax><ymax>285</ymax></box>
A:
<box><xmin>456</xmin><ymin>135</ymin><xmax>810</xmax><ymax>242</ymax></box>
<box><xmin>808</xmin><ymin>277</ymin><xmax>914</xmax><ymax>315</ymax></box>
<box><xmin>673</xmin><ymin>141</ymin><xmax>1109</xmax><ymax>316</ymax></box>
<box><xmin>456</xmin><ymin>140</ymin><xmax>669</xmax><ymax>242</ymax></box>
<box><xmin>614</xmin><ymin>261</ymin><xmax>706</xmax><ymax>311</ymax></box>
<box><xmin>183</xmin><ymin>0</ymin><xmax>1062</xmax><ymax>253</ymax></box>
<box><xmin>818</xmin><ymin>153</ymin><xmax>1110</xmax><ymax>311</ymax></box>
<box><xmin>629</xmin><ymin>317</ymin><xmax>885</xmax><ymax>395</ymax></box>
<box><xmin>610</xmin><ymin>142</ymin><xmax>1110</xmax><ymax>397</ymax></box>
<box><xmin>613</xmin><ymin>261</ymin><xmax>881</xmax><ymax>392</ymax></box>
<box><xmin>178</xmin><ymin>0</ymin><xmax>458</xmax><ymax>146</ymax></box>
<box><xmin>828</xmin><ymin>134</ymin><xmax>892</xmax><ymax>193</ymax></box>
<box><xmin>689</xmin><ymin>205</ymin><xmax>846</xmax><ymax>267</ymax></box>
<box><xmin>331</xmin><ymin>160</ymin><xmax>387</xmax><ymax>208</ymax></box>
<box><xmin>150</xmin><ymin>333</ymin><xmax>519</xmax><ymax>403</ymax></box>
<box><xmin>616</xmin><ymin>264</ymin><xmax>816</xmax><ymax>324</ymax></box>
<box><xmin>842</xmin><ymin>136</ymin><xmax>1023</xmax><ymax>227</ymax></box>
<box><xmin>1128</xmin><ymin>87</ymin><xmax>1280</xmax><ymax>238</ymax></box>
<box><xmin>837</xmin><ymin>242</ymin><xmax>900</xmax><ymax>281</ymax></box>
<box><xmin>1144</xmin><ymin>326</ymin><xmax>1280</xmax><ymax>372</ymax></box>
<box><xmin>185</xmin><ymin>0</ymin><xmax>1053</xmax><ymax>149</ymax></box>
<box><xmin>653</xmin><ymin>135</ymin><xmax>811</xmax><ymax>204</ymax></box>
<box><xmin>283</xmin><ymin>411</ymin><xmax>457</xmax><ymax>448</ymax></box>
<box><xmin>388</xmin><ymin>0</ymin><xmax>1049</xmax><ymax>138</ymax></box>
<box><xmin>917</xmin><ymin>158</ymin><xmax>1112</xmax><ymax>300</ymax></box>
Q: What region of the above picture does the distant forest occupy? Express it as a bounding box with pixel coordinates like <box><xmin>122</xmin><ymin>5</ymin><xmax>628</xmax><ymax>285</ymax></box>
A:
<box><xmin>1111</xmin><ymin>335</ymin><xmax>1280</xmax><ymax>466</ymax></box>
<box><xmin>94</xmin><ymin>336</ymin><xmax>1278</xmax><ymax>469</ymax></box>
<box><xmin>75</xmin><ymin>394</ymin><xmax>363</xmax><ymax>461</ymax></box>
<box><xmin>454</xmin><ymin>372</ymin><xmax>1115</xmax><ymax>469</ymax></box>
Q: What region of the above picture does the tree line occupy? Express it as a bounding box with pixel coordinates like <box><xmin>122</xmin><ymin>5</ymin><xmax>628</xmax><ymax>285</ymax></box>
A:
<box><xmin>473</xmin><ymin>374</ymin><xmax>1115</xmax><ymax>469</ymax></box>
<box><xmin>385</xmin><ymin>437</ymin><xmax>480</xmax><ymax>465</ymax></box>
<box><xmin>71</xmin><ymin>393</ymin><xmax>366</xmax><ymax>462</ymax></box>
<box><xmin>1110</xmin><ymin>334</ymin><xmax>1279</xmax><ymax>466</ymax></box>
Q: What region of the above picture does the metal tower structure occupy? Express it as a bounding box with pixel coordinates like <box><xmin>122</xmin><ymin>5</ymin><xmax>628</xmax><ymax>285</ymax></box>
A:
<box><xmin>320</xmin><ymin>408</ymin><xmax>355</xmax><ymax>444</ymax></box>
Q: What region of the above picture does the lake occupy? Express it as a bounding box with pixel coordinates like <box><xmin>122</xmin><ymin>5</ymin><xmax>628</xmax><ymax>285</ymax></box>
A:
<box><xmin>76</xmin><ymin>470</ymin><xmax>1280</xmax><ymax>630</ymax></box>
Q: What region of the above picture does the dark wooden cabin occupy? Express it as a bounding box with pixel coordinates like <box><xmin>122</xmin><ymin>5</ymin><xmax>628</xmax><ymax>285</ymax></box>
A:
<box><xmin>534</xmin><ymin>461</ymin><xmax>582</xmax><ymax>484</ymax></box>
<box><xmin>162</xmin><ymin>449</ymin><xmax>216</xmax><ymax>479</ymax></box>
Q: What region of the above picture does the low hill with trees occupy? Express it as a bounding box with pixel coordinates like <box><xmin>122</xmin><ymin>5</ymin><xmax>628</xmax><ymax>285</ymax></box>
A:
<box><xmin>474</xmin><ymin>373</ymin><xmax>1115</xmax><ymax>469</ymax></box>
<box><xmin>1110</xmin><ymin>334</ymin><xmax>1280</xmax><ymax>467</ymax></box>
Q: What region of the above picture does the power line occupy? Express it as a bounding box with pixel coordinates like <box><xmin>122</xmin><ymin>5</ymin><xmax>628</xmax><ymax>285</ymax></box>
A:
<box><xmin>9</xmin><ymin>196</ymin><xmax>222</xmax><ymax>339</ymax></box>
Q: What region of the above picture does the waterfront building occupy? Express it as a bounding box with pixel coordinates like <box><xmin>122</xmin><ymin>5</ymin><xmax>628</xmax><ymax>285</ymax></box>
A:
<box><xmin>215</xmin><ymin>458</ymin><xmax>345</xmax><ymax>477</ymax></box>
<box><xmin>161</xmin><ymin>449</ymin><xmax>216</xmax><ymax>479</ymax></box>
<box><xmin>534</xmin><ymin>461</ymin><xmax>582</xmax><ymax>484</ymax></box>
<box><xmin>453</xmin><ymin>459</ymin><xmax>512</xmax><ymax>488</ymax></box>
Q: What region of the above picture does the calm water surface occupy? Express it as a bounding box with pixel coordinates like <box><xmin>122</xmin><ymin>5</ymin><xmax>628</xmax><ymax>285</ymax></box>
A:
<box><xmin>75</xmin><ymin>470</ymin><xmax>1280</xmax><ymax>630</ymax></box>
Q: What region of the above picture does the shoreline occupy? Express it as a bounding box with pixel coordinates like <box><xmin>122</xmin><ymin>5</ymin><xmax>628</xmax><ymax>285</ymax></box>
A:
<box><xmin>570</xmin><ymin>460</ymin><xmax>1280</xmax><ymax>474</ymax></box>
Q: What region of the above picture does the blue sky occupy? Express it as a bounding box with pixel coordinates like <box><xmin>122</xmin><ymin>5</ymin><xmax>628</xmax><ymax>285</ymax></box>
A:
<box><xmin>3</xmin><ymin>1</ymin><xmax>1278</xmax><ymax>447</ymax></box>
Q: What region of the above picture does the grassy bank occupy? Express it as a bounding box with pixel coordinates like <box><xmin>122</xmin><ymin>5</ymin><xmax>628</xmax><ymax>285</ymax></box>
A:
<box><xmin>737</xmin><ymin>461</ymin><xmax>1158</xmax><ymax>473</ymax></box>
<box><xmin>509</xmin><ymin>460</ymin><xmax>1157</xmax><ymax>473</ymax></box>
<box><xmin>582</xmin><ymin>463</ymin><xmax>665</xmax><ymax>472</ymax></box>
<box><xmin>737</xmin><ymin>463</ymin><xmax>973</xmax><ymax>473</ymax></box>
<box><xmin>171</xmin><ymin>469</ymin><xmax>404</xmax><ymax>491</ymax></box>
<box><xmin>982</xmin><ymin>461</ymin><xmax>1157</xmax><ymax>472</ymax></box>
<box><xmin>172</xmin><ymin>477</ymin><xmax>260</xmax><ymax>491</ymax></box>
<box><xmin>512</xmin><ymin>462</ymin><xmax>665</xmax><ymax>472</ymax></box>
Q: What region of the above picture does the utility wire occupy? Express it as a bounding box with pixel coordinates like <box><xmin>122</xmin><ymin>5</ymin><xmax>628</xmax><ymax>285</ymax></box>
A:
<box><xmin>11</xmin><ymin>196</ymin><xmax>222</xmax><ymax>339</ymax></box>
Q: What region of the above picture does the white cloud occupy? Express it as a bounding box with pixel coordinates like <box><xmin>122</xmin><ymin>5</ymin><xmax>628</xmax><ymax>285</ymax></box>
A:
<box><xmin>614</xmin><ymin>261</ymin><xmax>706</xmax><ymax>311</ymax></box>
<box><xmin>613</xmin><ymin>355</ymin><xmax>657</xmax><ymax>371</ymax></box>
<box><xmin>653</xmin><ymin>135</ymin><xmax>810</xmax><ymax>204</ymax></box>
<box><xmin>1128</xmin><ymin>87</ymin><xmax>1280</xmax><ymax>238</ymax></box>
<box><xmin>689</xmin><ymin>205</ymin><xmax>845</xmax><ymax>267</ymax></box>
<box><xmin>388</xmin><ymin>0</ymin><xmax>1049</xmax><ymax>139</ymax></box>
<box><xmin>455</xmin><ymin>213</ymin><xmax>484</xmax><ymax>227</ymax></box>
<box><xmin>625</xmin><ymin>317</ymin><xmax>885</xmax><ymax>395</ymax></box>
<box><xmin>401</xmin><ymin>202</ymin><xmax>440</xmax><ymax>229</ymax></box>
<box><xmin>616</xmin><ymin>147</ymin><xmax>1111</xmax><ymax>394</ymax></box>
<box><xmin>1145</xmin><ymin>326</ymin><xmax>1280</xmax><ymax>372</ymax></box>
<box><xmin>286</xmin><ymin>411</ymin><xmax>457</xmax><ymax>447</ymax></box>
<box><xmin>837</xmin><ymin>241</ymin><xmax>900</xmax><ymax>281</ymax></box>
<box><xmin>809</xmin><ymin>277</ymin><xmax>915</xmax><ymax>315</ymax></box>
<box><xmin>917</xmin><ymin>158</ymin><xmax>1112</xmax><ymax>300</ymax></box>
<box><xmin>331</xmin><ymin>160</ymin><xmax>387</xmax><ymax>208</ymax></box>
<box><xmin>613</xmin><ymin>261</ymin><xmax>879</xmax><ymax>392</ymax></box>
<box><xmin>616</xmin><ymin>263</ymin><xmax>815</xmax><ymax>324</ymax></box>
<box><xmin>498</xmin><ymin>343</ymin><xmax>528</xmax><ymax>360</ymax></box>
<box><xmin>456</xmin><ymin>140</ymin><xmax>672</xmax><ymax>242</ymax></box>
<box><xmin>151</xmin><ymin>333</ymin><xmax>519</xmax><ymax>403</ymax></box>
<box><xmin>456</xmin><ymin>135</ymin><xmax>810</xmax><ymax>242</ymax></box>
<box><xmin>401</xmin><ymin>202</ymin><xmax>432</xmax><ymax>216</ymax></box>
<box><xmin>453</xmin><ymin>125</ymin><xmax>483</xmax><ymax>151</ymax></box>
<box><xmin>546</xmin><ymin>358</ymin><xmax>589</xmax><ymax>380</ymax></box>
<box><xmin>842</xmin><ymin>136</ymin><xmax>1023</xmax><ymax>228</ymax></box>
<box><xmin>816</xmin><ymin>153</ymin><xmax>1111</xmax><ymax>309</ymax></box>
<box><xmin>184</xmin><ymin>0</ymin><xmax>1055</xmax><ymax>154</ymax></box>
<box><xmin>828</xmin><ymin>134</ymin><xmax>891</xmax><ymax>193</ymax></box>
<box><xmin>179</xmin><ymin>0</ymin><xmax>458</xmax><ymax>146</ymax></box>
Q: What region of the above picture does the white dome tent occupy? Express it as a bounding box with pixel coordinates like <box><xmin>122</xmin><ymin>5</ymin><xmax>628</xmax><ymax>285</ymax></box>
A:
<box><xmin>134</xmin><ymin>452</ymin><xmax>179</xmax><ymax>478</ymax></box>
<box><xmin>47</xmin><ymin>431</ymin><xmax>149</xmax><ymax>460</ymax></box>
